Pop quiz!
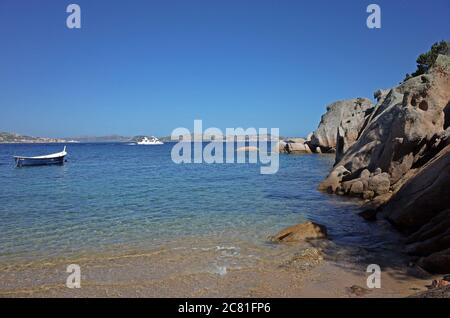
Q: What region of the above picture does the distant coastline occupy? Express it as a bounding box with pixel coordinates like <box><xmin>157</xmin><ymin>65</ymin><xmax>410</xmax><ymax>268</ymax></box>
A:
<box><xmin>0</xmin><ymin>132</ymin><xmax>67</xmax><ymax>144</ymax></box>
<box><xmin>0</xmin><ymin>132</ymin><xmax>289</xmax><ymax>144</ymax></box>
<box><xmin>0</xmin><ymin>132</ymin><xmax>132</xmax><ymax>144</ymax></box>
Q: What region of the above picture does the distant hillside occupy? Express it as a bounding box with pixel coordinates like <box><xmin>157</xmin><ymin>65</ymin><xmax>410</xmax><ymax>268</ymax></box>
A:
<box><xmin>158</xmin><ymin>134</ymin><xmax>284</xmax><ymax>142</ymax></box>
<box><xmin>66</xmin><ymin>135</ymin><xmax>132</xmax><ymax>143</ymax></box>
<box><xmin>0</xmin><ymin>132</ymin><xmax>66</xmax><ymax>143</ymax></box>
<box><xmin>155</xmin><ymin>135</ymin><xmax>175</xmax><ymax>142</ymax></box>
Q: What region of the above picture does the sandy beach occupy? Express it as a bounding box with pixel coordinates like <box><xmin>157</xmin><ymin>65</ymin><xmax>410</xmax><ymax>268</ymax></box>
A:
<box><xmin>0</xmin><ymin>230</ymin><xmax>437</xmax><ymax>298</ymax></box>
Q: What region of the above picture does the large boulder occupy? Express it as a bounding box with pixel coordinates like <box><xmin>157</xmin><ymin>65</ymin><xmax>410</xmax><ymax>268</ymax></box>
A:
<box><xmin>279</xmin><ymin>138</ymin><xmax>312</xmax><ymax>154</ymax></box>
<box><xmin>287</xmin><ymin>138</ymin><xmax>306</xmax><ymax>144</ymax></box>
<box><xmin>332</xmin><ymin>171</ymin><xmax>390</xmax><ymax>198</ymax></box>
<box><xmin>286</xmin><ymin>141</ymin><xmax>312</xmax><ymax>153</ymax></box>
<box><xmin>367</xmin><ymin>172</ymin><xmax>391</xmax><ymax>195</ymax></box>
<box><xmin>318</xmin><ymin>165</ymin><xmax>350</xmax><ymax>193</ymax></box>
<box><xmin>310</xmin><ymin>98</ymin><xmax>374</xmax><ymax>153</ymax></box>
<box><xmin>269</xmin><ymin>221</ymin><xmax>327</xmax><ymax>243</ymax></box>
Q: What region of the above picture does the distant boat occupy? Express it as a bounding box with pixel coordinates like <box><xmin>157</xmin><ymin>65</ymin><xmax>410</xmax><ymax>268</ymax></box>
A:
<box><xmin>14</xmin><ymin>146</ymin><xmax>68</xmax><ymax>167</ymax></box>
<box><xmin>136</xmin><ymin>136</ymin><xmax>164</xmax><ymax>145</ymax></box>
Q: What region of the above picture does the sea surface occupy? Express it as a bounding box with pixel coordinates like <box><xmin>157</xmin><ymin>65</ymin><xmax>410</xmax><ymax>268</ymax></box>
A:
<box><xmin>0</xmin><ymin>143</ymin><xmax>399</xmax><ymax>277</ymax></box>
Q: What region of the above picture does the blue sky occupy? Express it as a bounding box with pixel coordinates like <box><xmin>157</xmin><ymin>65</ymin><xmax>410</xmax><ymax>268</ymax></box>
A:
<box><xmin>0</xmin><ymin>0</ymin><xmax>449</xmax><ymax>137</ymax></box>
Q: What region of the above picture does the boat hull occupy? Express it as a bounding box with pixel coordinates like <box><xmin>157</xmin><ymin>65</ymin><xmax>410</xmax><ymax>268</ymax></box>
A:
<box><xmin>15</xmin><ymin>156</ymin><xmax>66</xmax><ymax>167</ymax></box>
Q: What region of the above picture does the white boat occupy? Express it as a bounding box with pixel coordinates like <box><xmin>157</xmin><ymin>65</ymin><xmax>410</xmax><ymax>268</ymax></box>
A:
<box><xmin>14</xmin><ymin>146</ymin><xmax>68</xmax><ymax>167</ymax></box>
<box><xmin>136</xmin><ymin>136</ymin><xmax>164</xmax><ymax>145</ymax></box>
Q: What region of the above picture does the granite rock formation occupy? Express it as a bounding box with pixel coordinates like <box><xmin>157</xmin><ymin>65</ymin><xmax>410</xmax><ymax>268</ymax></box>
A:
<box><xmin>318</xmin><ymin>54</ymin><xmax>450</xmax><ymax>273</ymax></box>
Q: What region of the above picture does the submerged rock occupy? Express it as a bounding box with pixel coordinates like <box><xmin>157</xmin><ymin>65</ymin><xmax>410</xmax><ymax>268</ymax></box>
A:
<box><xmin>279</xmin><ymin>247</ymin><xmax>324</xmax><ymax>271</ymax></box>
<box><xmin>269</xmin><ymin>221</ymin><xmax>328</xmax><ymax>243</ymax></box>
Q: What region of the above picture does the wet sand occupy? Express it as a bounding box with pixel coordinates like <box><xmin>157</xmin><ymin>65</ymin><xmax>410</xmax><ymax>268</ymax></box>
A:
<box><xmin>0</xmin><ymin>234</ymin><xmax>436</xmax><ymax>298</ymax></box>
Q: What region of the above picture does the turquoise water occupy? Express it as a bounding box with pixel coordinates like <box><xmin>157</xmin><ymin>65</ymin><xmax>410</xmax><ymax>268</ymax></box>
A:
<box><xmin>0</xmin><ymin>143</ymin><xmax>390</xmax><ymax>265</ymax></box>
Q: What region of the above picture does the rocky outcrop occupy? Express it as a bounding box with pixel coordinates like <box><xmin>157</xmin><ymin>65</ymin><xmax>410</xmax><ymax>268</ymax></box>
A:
<box><xmin>418</xmin><ymin>249</ymin><xmax>450</xmax><ymax>274</ymax></box>
<box><xmin>321</xmin><ymin>54</ymin><xmax>450</xmax><ymax>202</ymax></box>
<box><xmin>318</xmin><ymin>165</ymin><xmax>350</xmax><ymax>193</ymax></box>
<box><xmin>269</xmin><ymin>221</ymin><xmax>327</xmax><ymax>243</ymax></box>
<box><xmin>381</xmin><ymin>144</ymin><xmax>450</xmax><ymax>273</ymax></box>
<box><xmin>280</xmin><ymin>98</ymin><xmax>374</xmax><ymax>155</ymax></box>
<box><xmin>318</xmin><ymin>54</ymin><xmax>450</xmax><ymax>274</ymax></box>
<box><xmin>287</xmin><ymin>142</ymin><xmax>312</xmax><ymax>153</ymax></box>
<box><xmin>309</xmin><ymin>98</ymin><xmax>374</xmax><ymax>154</ymax></box>
<box><xmin>383</xmin><ymin>145</ymin><xmax>450</xmax><ymax>231</ymax></box>
<box><xmin>278</xmin><ymin>138</ymin><xmax>312</xmax><ymax>154</ymax></box>
<box><xmin>319</xmin><ymin>166</ymin><xmax>391</xmax><ymax>199</ymax></box>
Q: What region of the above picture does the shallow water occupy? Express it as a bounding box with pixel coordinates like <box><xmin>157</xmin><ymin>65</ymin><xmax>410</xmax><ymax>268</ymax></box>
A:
<box><xmin>0</xmin><ymin>142</ymin><xmax>414</xmax><ymax>296</ymax></box>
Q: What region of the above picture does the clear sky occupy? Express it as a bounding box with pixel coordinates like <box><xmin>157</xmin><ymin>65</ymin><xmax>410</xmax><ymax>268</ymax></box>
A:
<box><xmin>0</xmin><ymin>0</ymin><xmax>449</xmax><ymax>137</ymax></box>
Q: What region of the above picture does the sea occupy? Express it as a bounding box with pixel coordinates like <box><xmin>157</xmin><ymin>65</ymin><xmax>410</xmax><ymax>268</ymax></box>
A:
<box><xmin>0</xmin><ymin>142</ymin><xmax>404</xmax><ymax>296</ymax></box>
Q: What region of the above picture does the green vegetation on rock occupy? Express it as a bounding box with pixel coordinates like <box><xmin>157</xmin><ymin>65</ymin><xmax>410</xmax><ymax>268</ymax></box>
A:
<box><xmin>405</xmin><ymin>40</ymin><xmax>450</xmax><ymax>81</ymax></box>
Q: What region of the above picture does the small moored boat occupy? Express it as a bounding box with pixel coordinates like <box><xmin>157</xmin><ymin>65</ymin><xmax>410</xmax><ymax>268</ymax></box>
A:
<box><xmin>14</xmin><ymin>146</ymin><xmax>68</xmax><ymax>167</ymax></box>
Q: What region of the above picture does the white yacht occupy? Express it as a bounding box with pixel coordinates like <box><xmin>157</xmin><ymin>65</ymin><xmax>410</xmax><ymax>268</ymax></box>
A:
<box><xmin>136</xmin><ymin>136</ymin><xmax>164</xmax><ymax>145</ymax></box>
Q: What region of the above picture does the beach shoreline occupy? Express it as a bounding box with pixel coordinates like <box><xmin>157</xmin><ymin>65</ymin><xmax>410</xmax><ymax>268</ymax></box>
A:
<box><xmin>0</xmin><ymin>220</ymin><xmax>437</xmax><ymax>298</ymax></box>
